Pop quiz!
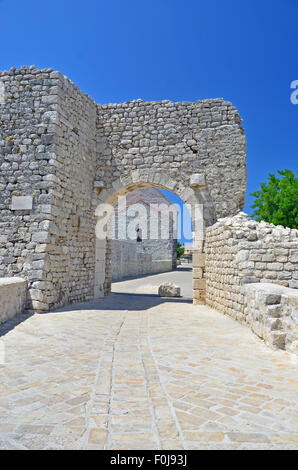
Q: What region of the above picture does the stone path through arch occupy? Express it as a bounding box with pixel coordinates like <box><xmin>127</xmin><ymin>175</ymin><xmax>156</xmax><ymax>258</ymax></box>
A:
<box><xmin>0</xmin><ymin>292</ymin><xmax>297</xmax><ymax>450</ymax></box>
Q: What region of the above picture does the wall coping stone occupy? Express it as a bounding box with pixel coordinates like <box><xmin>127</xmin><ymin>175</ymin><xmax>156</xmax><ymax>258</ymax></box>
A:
<box><xmin>241</xmin><ymin>283</ymin><xmax>298</xmax><ymax>299</ymax></box>
<box><xmin>0</xmin><ymin>277</ymin><xmax>26</xmax><ymax>287</ymax></box>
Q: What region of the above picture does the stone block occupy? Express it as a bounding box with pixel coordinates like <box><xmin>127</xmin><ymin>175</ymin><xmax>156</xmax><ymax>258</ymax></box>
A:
<box><xmin>193</xmin><ymin>252</ymin><xmax>206</xmax><ymax>267</ymax></box>
<box><xmin>11</xmin><ymin>196</ymin><xmax>33</xmax><ymax>211</ymax></box>
<box><xmin>190</xmin><ymin>173</ymin><xmax>206</xmax><ymax>188</ymax></box>
<box><xmin>193</xmin><ymin>267</ymin><xmax>203</xmax><ymax>279</ymax></box>
<box><xmin>268</xmin><ymin>331</ymin><xmax>286</xmax><ymax>349</ymax></box>
<box><xmin>193</xmin><ymin>279</ymin><xmax>206</xmax><ymax>290</ymax></box>
<box><xmin>263</xmin><ymin>293</ymin><xmax>281</xmax><ymax>305</ymax></box>
<box><xmin>94</xmin><ymin>180</ymin><xmax>105</xmax><ymax>189</ymax></box>
<box><xmin>158</xmin><ymin>283</ymin><xmax>181</xmax><ymax>298</ymax></box>
<box><xmin>193</xmin><ymin>289</ymin><xmax>206</xmax><ymax>304</ymax></box>
<box><xmin>31</xmin><ymin>232</ymin><xmax>50</xmax><ymax>243</ymax></box>
<box><xmin>0</xmin><ymin>277</ymin><xmax>27</xmax><ymax>324</ymax></box>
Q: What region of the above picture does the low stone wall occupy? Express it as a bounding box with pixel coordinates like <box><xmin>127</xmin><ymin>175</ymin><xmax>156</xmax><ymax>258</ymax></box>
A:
<box><xmin>242</xmin><ymin>283</ymin><xmax>298</xmax><ymax>354</ymax></box>
<box><xmin>206</xmin><ymin>212</ymin><xmax>298</xmax><ymax>351</ymax></box>
<box><xmin>149</xmin><ymin>260</ymin><xmax>173</xmax><ymax>274</ymax></box>
<box><xmin>111</xmin><ymin>240</ymin><xmax>173</xmax><ymax>281</ymax></box>
<box><xmin>0</xmin><ymin>277</ymin><xmax>27</xmax><ymax>324</ymax></box>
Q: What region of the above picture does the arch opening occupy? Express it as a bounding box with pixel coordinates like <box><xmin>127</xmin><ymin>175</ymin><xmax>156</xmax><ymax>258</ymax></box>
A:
<box><xmin>94</xmin><ymin>178</ymin><xmax>207</xmax><ymax>305</ymax></box>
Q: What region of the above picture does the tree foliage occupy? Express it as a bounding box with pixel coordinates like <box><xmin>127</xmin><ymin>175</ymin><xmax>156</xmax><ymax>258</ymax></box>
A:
<box><xmin>176</xmin><ymin>241</ymin><xmax>185</xmax><ymax>259</ymax></box>
<box><xmin>250</xmin><ymin>169</ymin><xmax>298</xmax><ymax>229</ymax></box>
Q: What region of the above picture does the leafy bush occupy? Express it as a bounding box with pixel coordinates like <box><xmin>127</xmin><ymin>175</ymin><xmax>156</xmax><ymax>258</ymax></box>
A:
<box><xmin>176</xmin><ymin>241</ymin><xmax>185</xmax><ymax>259</ymax></box>
<box><xmin>250</xmin><ymin>169</ymin><xmax>298</xmax><ymax>229</ymax></box>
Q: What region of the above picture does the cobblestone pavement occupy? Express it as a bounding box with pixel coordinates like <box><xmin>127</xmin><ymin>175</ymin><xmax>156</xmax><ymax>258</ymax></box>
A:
<box><xmin>0</xmin><ymin>293</ymin><xmax>297</xmax><ymax>450</ymax></box>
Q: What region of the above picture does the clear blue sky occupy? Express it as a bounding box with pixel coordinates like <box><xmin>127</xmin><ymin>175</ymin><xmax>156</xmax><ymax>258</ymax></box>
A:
<box><xmin>160</xmin><ymin>190</ymin><xmax>194</xmax><ymax>245</ymax></box>
<box><xmin>0</xmin><ymin>0</ymin><xmax>297</xmax><ymax>244</ymax></box>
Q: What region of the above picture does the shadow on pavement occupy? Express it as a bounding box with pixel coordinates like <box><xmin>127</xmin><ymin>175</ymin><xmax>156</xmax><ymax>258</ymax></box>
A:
<box><xmin>0</xmin><ymin>291</ymin><xmax>193</xmax><ymax>337</ymax></box>
<box><xmin>0</xmin><ymin>311</ymin><xmax>34</xmax><ymax>338</ymax></box>
<box><xmin>55</xmin><ymin>292</ymin><xmax>193</xmax><ymax>312</ymax></box>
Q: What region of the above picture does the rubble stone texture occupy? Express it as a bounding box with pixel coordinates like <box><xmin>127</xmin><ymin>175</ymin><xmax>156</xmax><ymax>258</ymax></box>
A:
<box><xmin>206</xmin><ymin>212</ymin><xmax>298</xmax><ymax>353</ymax></box>
<box><xmin>242</xmin><ymin>283</ymin><xmax>298</xmax><ymax>354</ymax></box>
<box><xmin>0</xmin><ymin>65</ymin><xmax>247</xmax><ymax>312</ymax></box>
<box><xmin>108</xmin><ymin>187</ymin><xmax>178</xmax><ymax>281</ymax></box>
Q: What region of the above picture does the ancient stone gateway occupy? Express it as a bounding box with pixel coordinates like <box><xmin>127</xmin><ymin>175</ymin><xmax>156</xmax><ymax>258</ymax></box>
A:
<box><xmin>0</xmin><ymin>66</ymin><xmax>247</xmax><ymax>312</ymax></box>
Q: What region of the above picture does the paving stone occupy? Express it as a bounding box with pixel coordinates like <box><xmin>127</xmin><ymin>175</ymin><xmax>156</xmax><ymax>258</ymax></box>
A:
<box><xmin>0</xmin><ymin>292</ymin><xmax>297</xmax><ymax>449</ymax></box>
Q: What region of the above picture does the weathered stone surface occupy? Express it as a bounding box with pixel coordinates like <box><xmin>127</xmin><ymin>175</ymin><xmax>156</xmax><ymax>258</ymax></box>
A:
<box><xmin>158</xmin><ymin>282</ymin><xmax>181</xmax><ymax>297</ymax></box>
<box><xmin>241</xmin><ymin>283</ymin><xmax>298</xmax><ymax>353</ymax></box>
<box><xmin>0</xmin><ymin>65</ymin><xmax>247</xmax><ymax>311</ymax></box>
<box><xmin>108</xmin><ymin>187</ymin><xmax>177</xmax><ymax>280</ymax></box>
<box><xmin>11</xmin><ymin>196</ymin><xmax>33</xmax><ymax>211</ymax></box>
<box><xmin>111</xmin><ymin>240</ymin><xmax>173</xmax><ymax>281</ymax></box>
<box><xmin>206</xmin><ymin>212</ymin><xmax>298</xmax><ymax>354</ymax></box>
<box><xmin>0</xmin><ymin>277</ymin><xmax>27</xmax><ymax>324</ymax></box>
<box><xmin>0</xmin><ymin>293</ymin><xmax>297</xmax><ymax>450</ymax></box>
<box><xmin>190</xmin><ymin>173</ymin><xmax>206</xmax><ymax>188</ymax></box>
<box><xmin>94</xmin><ymin>180</ymin><xmax>104</xmax><ymax>189</ymax></box>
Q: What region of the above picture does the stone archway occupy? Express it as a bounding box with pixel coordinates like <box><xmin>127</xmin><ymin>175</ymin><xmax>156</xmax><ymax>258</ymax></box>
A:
<box><xmin>93</xmin><ymin>169</ymin><xmax>215</xmax><ymax>305</ymax></box>
<box><xmin>0</xmin><ymin>66</ymin><xmax>246</xmax><ymax>312</ymax></box>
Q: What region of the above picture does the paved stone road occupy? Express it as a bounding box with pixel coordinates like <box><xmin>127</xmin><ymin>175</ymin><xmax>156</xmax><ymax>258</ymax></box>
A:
<box><xmin>112</xmin><ymin>265</ymin><xmax>193</xmax><ymax>299</ymax></box>
<box><xmin>0</xmin><ymin>292</ymin><xmax>297</xmax><ymax>450</ymax></box>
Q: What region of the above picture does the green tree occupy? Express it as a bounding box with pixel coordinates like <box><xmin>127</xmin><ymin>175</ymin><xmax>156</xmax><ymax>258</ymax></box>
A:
<box><xmin>176</xmin><ymin>241</ymin><xmax>185</xmax><ymax>259</ymax></box>
<box><xmin>250</xmin><ymin>169</ymin><xmax>298</xmax><ymax>229</ymax></box>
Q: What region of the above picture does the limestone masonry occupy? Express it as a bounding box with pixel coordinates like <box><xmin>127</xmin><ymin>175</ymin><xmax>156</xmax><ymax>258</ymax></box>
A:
<box><xmin>0</xmin><ymin>65</ymin><xmax>246</xmax><ymax>310</ymax></box>
<box><xmin>111</xmin><ymin>240</ymin><xmax>174</xmax><ymax>282</ymax></box>
<box><xmin>206</xmin><ymin>213</ymin><xmax>298</xmax><ymax>353</ymax></box>
<box><xmin>0</xmin><ymin>65</ymin><xmax>297</xmax><ymax>354</ymax></box>
<box><xmin>108</xmin><ymin>187</ymin><xmax>177</xmax><ymax>281</ymax></box>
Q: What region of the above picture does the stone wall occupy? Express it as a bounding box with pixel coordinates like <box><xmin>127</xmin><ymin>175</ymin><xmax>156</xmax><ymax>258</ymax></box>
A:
<box><xmin>104</xmin><ymin>238</ymin><xmax>112</xmax><ymax>296</ymax></box>
<box><xmin>39</xmin><ymin>71</ymin><xmax>97</xmax><ymax>309</ymax></box>
<box><xmin>0</xmin><ymin>66</ymin><xmax>63</xmax><ymax>303</ymax></box>
<box><xmin>0</xmin><ymin>277</ymin><xmax>27</xmax><ymax>324</ymax></box>
<box><xmin>0</xmin><ymin>66</ymin><xmax>97</xmax><ymax>310</ymax></box>
<box><xmin>96</xmin><ymin>98</ymin><xmax>247</xmax><ymax>221</ymax></box>
<box><xmin>1</xmin><ymin>65</ymin><xmax>247</xmax><ymax>312</ymax></box>
<box><xmin>111</xmin><ymin>240</ymin><xmax>173</xmax><ymax>281</ymax></box>
<box><xmin>241</xmin><ymin>283</ymin><xmax>298</xmax><ymax>354</ymax></box>
<box><xmin>206</xmin><ymin>212</ymin><xmax>298</xmax><ymax>350</ymax></box>
<box><xmin>141</xmin><ymin>239</ymin><xmax>177</xmax><ymax>264</ymax></box>
<box><xmin>108</xmin><ymin>187</ymin><xmax>177</xmax><ymax>270</ymax></box>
